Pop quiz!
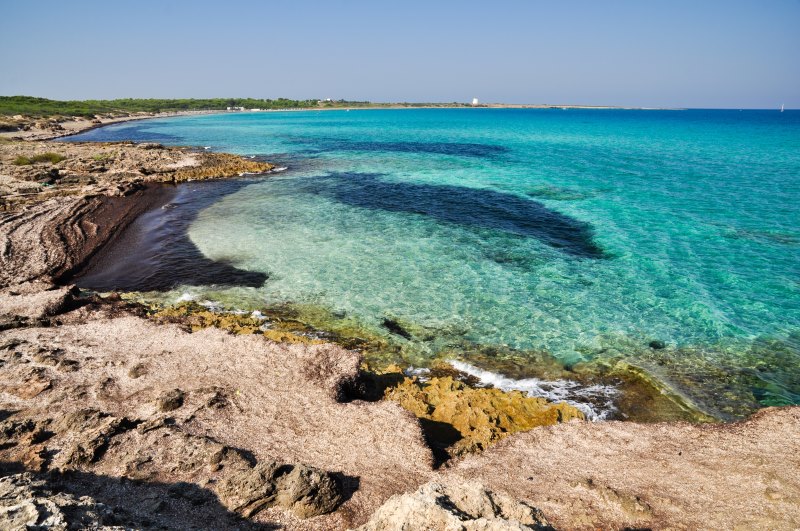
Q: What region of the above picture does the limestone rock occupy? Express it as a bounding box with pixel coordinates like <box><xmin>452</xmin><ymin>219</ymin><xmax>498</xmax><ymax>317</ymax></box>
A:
<box><xmin>156</xmin><ymin>388</ymin><xmax>185</xmax><ymax>412</ymax></box>
<box><xmin>216</xmin><ymin>461</ymin><xmax>343</xmax><ymax>519</ymax></box>
<box><xmin>275</xmin><ymin>463</ymin><xmax>345</xmax><ymax>518</ymax></box>
<box><xmin>52</xmin><ymin>409</ymin><xmax>138</xmax><ymax>469</ymax></box>
<box><xmin>0</xmin><ymin>284</ymin><xmax>80</xmax><ymax>319</ymax></box>
<box><xmin>356</xmin><ymin>481</ymin><xmax>551</xmax><ymax>530</ymax></box>
<box><xmin>0</xmin><ymin>473</ymin><xmax>114</xmax><ymax>530</ymax></box>
<box><xmin>384</xmin><ymin>375</ymin><xmax>583</xmax><ymax>455</ymax></box>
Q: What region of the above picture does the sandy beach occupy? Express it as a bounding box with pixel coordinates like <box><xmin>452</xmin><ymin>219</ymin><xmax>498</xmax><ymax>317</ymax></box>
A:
<box><xmin>0</xmin><ymin>117</ymin><xmax>799</xmax><ymax>529</ymax></box>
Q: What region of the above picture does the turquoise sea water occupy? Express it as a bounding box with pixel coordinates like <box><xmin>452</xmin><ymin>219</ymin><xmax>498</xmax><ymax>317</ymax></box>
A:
<box><xmin>69</xmin><ymin>109</ymin><xmax>800</xmax><ymax>419</ymax></box>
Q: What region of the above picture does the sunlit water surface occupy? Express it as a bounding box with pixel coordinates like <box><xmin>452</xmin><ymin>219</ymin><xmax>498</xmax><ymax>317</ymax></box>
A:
<box><xmin>68</xmin><ymin>109</ymin><xmax>800</xmax><ymax>420</ymax></box>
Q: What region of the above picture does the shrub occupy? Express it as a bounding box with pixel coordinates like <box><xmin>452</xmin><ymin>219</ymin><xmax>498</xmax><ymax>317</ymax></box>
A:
<box><xmin>13</xmin><ymin>152</ymin><xmax>65</xmax><ymax>165</ymax></box>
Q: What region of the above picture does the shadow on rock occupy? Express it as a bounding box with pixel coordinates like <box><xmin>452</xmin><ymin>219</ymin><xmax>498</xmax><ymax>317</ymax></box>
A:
<box><xmin>0</xmin><ymin>464</ymin><xmax>280</xmax><ymax>530</ymax></box>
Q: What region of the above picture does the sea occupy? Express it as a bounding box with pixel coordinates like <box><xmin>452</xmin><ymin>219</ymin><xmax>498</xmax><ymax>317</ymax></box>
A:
<box><xmin>65</xmin><ymin>108</ymin><xmax>800</xmax><ymax>421</ymax></box>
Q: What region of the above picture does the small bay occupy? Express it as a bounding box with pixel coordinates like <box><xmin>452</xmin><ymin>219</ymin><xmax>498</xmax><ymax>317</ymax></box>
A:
<box><xmin>68</xmin><ymin>108</ymin><xmax>800</xmax><ymax>420</ymax></box>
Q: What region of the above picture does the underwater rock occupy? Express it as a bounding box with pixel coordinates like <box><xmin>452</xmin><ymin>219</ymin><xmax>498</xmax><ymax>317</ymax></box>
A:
<box><xmin>172</xmin><ymin>153</ymin><xmax>272</xmax><ymax>182</ymax></box>
<box><xmin>151</xmin><ymin>303</ymin><xmax>320</xmax><ymax>344</ymax></box>
<box><xmin>648</xmin><ymin>340</ymin><xmax>666</xmax><ymax>350</ymax></box>
<box><xmin>381</xmin><ymin>317</ymin><xmax>412</xmax><ymax>339</ymax></box>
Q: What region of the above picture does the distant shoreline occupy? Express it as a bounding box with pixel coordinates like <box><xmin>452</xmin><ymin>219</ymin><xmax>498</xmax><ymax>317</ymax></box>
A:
<box><xmin>1</xmin><ymin>103</ymin><xmax>684</xmax><ymax>142</ymax></box>
<box><xmin>0</xmin><ymin>110</ymin><xmax>225</xmax><ymax>142</ymax></box>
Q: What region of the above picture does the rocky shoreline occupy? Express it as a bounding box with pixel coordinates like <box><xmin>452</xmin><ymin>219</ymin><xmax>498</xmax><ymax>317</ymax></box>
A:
<box><xmin>0</xmin><ymin>110</ymin><xmax>223</xmax><ymax>142</ymax></box>
<box><xmin>1</xmin><ymin>123</ymin><xmax>799</xmax><ymax>529</ymax></box>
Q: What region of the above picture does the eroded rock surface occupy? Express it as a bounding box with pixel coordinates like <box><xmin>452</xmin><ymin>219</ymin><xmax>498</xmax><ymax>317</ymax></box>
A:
<box><xmin>0</xmin><ymin>140</ymin><xmax>274</xmax><ymax>289</ymax></box>
<box><xmin>384</xmin><ymin>374</ymin><xmax>583</xmax><ymax>456</ymax></box>
<box><xmin>217</xmin><ymin>461</ymin><xmax>343</xmax><ymax>518</ymax></box>
<box><xmin>0</xmin><ymin>472</ymin><xmax>114</xmax><ymax>530</ymax></box>
<box><xmin>356</xmin><ymin>481</ymin><xmax>551</xmax><ymax>531</ymax></box>
<box><xmin>0</xmin><ymin>139</ymin><xmax>273</xmax><ymax>205</ymax></box>
<box><xmin>0</xmin><ymin>314</ymin><xmax>433</xmax><ymax>529</ymax></box>
<box><xmin>448</xmin><ymin>407</ymin><xmax>800</xmax><ymax>530</ymax></box>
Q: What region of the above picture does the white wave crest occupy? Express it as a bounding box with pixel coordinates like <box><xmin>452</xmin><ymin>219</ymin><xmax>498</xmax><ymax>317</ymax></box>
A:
<box><xmin>403</xmin><ymin>366</ymin><xmax>431</xmax><ymax>381</ymax></box>
<box><xmin>448</xmin><ymin>360</ymin><xmax>619</xmax><ymax>421</ymax></box>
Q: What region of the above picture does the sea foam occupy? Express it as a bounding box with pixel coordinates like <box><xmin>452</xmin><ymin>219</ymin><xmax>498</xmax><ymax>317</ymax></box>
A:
<box><xmin>448</xmin><ymin>360</ymin><xmax>619</xmax><ymax>421</ymax></box>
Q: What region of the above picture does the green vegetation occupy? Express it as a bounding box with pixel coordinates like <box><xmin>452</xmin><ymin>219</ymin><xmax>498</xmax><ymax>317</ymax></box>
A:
<box><xmin>0</xmin><ymin>96</ymin><xmax>374</xmax><ymax>118</ymax></box>
<box><xmin>0</xmin><ymin>96</ymin><xmax>476</xmax><ymax>119</ymax></box>
<box><xmin>13</xmin><ymin>152</ymin><xmax>66</xmax><ymax>165</ymax></box>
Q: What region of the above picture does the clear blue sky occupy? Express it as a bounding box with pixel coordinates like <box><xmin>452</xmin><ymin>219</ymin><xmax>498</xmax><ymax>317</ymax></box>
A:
<box><xmin>1</xmin><ymin>0</ymin><xmax>798</xmax><ymax>108</ymax></box>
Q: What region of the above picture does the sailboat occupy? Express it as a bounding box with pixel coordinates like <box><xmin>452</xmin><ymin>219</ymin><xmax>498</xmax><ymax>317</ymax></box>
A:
<box><xmin>781</xmin><ymin>103</ymin><xmax>785</xmax><ymax>112</ymax></box>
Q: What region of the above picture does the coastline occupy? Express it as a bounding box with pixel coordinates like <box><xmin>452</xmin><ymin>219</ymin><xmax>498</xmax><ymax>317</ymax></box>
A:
<box><xmin>1</xmin><ymin>121</ymin><xmax>799</xmax><ymax>529</ymax></box>
<box><xmin>0</xmin><ymin>109</ymin><xmax>226</xmax><ymax>142</ymax></box>
<box><xmin>0</xmin><ymin>103</ymin><xmax>680</xmax><ymax>143</ymax></box>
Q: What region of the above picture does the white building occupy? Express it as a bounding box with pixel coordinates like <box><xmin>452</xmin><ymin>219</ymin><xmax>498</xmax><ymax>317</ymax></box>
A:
<box><xmin>472</xmin><ymin>98</ymin><xmax>479</xmax><ymax>106</ymax></box>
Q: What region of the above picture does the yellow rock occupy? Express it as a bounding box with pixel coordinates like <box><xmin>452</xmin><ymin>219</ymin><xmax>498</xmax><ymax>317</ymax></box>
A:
<box><xmin>150</xmin><ymin>303</ymin><xmax>318</xmax><ymax>344</ymax></box>
<box><xmin>384</xmin><ymin>375</ymin><xmax>584</xmax><ymax>455</ymax></box>
<box><xmin>172</xmin><ymin>153</ymin><xmax>272</xmax><ymax>182</ymax></box>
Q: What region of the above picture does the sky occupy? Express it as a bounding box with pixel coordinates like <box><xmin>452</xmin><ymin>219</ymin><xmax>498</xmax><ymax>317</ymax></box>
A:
<box><xmin>1</xmin><ymin>0</ymin><xmax>798</xmax><ymax>108</ymax></box>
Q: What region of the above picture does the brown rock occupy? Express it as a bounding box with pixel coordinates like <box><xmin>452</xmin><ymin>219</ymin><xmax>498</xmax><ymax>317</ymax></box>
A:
<box><xmin>156</xmin><ymin>389</ymin><xmax>185</xmax><ymax>412</ymax></box>
<box><xmin>357</xmin><ymin>481</ymin><xmax>551</xmax><ymax>530</ymax></box>
<box><xmin>0</xmin><ymin>473</ymin><xmax>113</xmax><ymax>529</ymax></box>
<box><xmin>385</xmin><ymin>375</ymin><xmax>583</xmax><ymax>455</ymax></box>
<box><xmin>216</xmin><ymin>461</ymin><xmax>343</xmax><ymax>519</ymax></box>
<box><xmin>52</xmin><ymin>409</ymin><xmax>138</xmax><ymax>469</ymax></box>
<box><xmin>275</xmin><ymin>463</ymin><xmax>345</xmax><ymax>518</ymax></box>
<box><xmin>127</xmin><ymin>362</ymin><xmax>147</xmax><ymax>379</ymax></box>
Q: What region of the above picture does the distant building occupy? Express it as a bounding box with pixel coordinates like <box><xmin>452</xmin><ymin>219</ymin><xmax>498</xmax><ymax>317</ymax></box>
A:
<box><xmin>472</xmin><ymin>98</ymin><xmax>479</xmax><ymax>106</ymax></box>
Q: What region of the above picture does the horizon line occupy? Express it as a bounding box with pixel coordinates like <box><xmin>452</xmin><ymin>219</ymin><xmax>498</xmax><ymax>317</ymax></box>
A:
<box><xmin>0</xmin><ymin>94</ymin><xmax>794</xmax><ymax>112</ymax></box>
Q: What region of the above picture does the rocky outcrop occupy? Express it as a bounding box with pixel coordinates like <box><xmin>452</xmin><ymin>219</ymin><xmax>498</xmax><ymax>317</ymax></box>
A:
<box><xmin>0</xmin><ymin>473</ymin><xmax>114</xmax><ymax>530</ymax></box>
<box><xmin>356</xmin><ymin>481</ymin><xmax>551</xmax><ymax>530</ymax></box>
<box><xmin>0</xmin><ymin>140</ymin><xmax>274</xmax><ymax>289</ymax></box>
<box><xmin>0</xmin><ymin>187</ymin><xmax>165</xmax><ymax>288</ymax></box>
<box><xmin>0</xmin><ymin>140</ymin><xmax>273</xmax><ymax>205</ymax></box>
<box><xmin>384</xmin><ymin>373</ymin><xmax>583</xmax><ymax>456</ymax></box>
<box><xmin>2</xmin><ymin>298</ymin><xmax>800</xmax><ymax>530</ymax></box>
<box><xmin>447</xmin><ymin>406</ymin><xmax>800</xmax><ymax>530</ymax></box>
<box><xmin>0</xmin><ymin>283</ymin><xmax>81</xmax><ymax>319</ymax></box>
<box><xmin>0</xmin><ymin>314</ymin><xmax>433</xmax><ymax>528</ymax></box>
<box><xmin>0</xmin><ymin>403</ymin><xmax>344</xmax><ymax>520</ymax></box>
<box><xmin>217</xmin><ymin>461</ymin><xmax>343</xmax><ymax>518</ymax></box>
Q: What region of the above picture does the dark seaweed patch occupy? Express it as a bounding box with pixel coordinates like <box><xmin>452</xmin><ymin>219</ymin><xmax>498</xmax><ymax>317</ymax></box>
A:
<box><xmin>302</xmin><ymin>172</ymin><xmax>606</xmax><ymax>258</ymax></box>
<box><xmin>291</xmin><ymin>137</ymin><xmax>509</xmax><ymax>159</ymax></box>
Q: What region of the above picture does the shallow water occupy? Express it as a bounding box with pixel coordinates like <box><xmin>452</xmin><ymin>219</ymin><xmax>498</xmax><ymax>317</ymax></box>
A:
<box><xmin>68</xmin><ymin>108</ymin><xmax>800</xmax><ymax>420</ymax></box>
